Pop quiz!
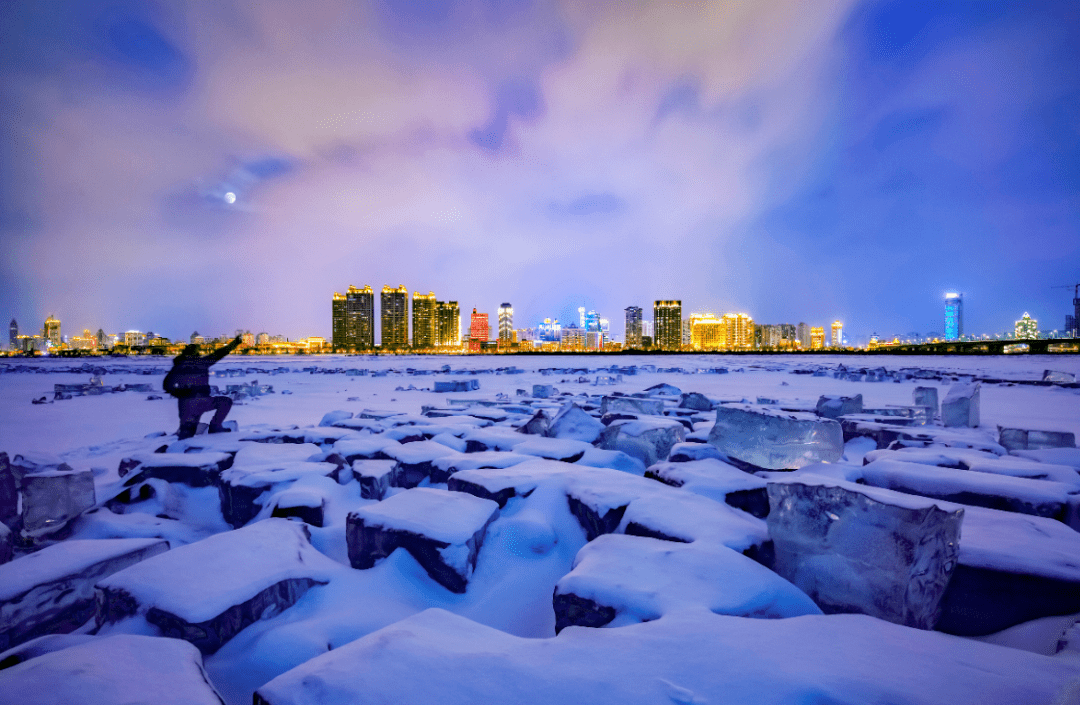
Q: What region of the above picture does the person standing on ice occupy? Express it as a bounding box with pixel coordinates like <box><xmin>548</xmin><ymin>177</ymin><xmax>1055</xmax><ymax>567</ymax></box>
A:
<box><xmin>163</xmin><ymin>334</ymin><xmax>242</xmax><ymax>439</ymax></box>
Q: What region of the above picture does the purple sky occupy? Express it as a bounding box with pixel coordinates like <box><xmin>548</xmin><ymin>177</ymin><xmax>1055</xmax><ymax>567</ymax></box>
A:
<box><xmin>2</xmin><ymin>0</ymin><xmax>1078</xmax><ymax>344</ymax></box>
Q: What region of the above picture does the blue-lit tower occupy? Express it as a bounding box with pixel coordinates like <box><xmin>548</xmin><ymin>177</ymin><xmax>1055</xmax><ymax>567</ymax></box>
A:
<box><xmin>944</xmin><ymin>292</ymin><xmax>962</xmax><ymax>341</ymax></box>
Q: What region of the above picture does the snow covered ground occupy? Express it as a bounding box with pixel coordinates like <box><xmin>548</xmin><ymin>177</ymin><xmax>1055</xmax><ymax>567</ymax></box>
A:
<box><xmin>1</xmin><ymin>353</ymin><xmax>1079</xmax><ymax>704</ymax></box>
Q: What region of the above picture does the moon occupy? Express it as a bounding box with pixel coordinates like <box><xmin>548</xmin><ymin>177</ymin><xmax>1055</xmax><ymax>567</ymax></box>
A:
<box><xmin>224</xmin><ymin>192</ymin><xmax>236</xmax><ymax>204</ymax></box>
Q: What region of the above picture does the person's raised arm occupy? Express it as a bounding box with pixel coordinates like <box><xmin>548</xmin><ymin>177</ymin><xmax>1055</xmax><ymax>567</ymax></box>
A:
<box><xmin>208</xmin><ymin>335</ymin><xmax>243</xmax><ymax>362</ymax></box>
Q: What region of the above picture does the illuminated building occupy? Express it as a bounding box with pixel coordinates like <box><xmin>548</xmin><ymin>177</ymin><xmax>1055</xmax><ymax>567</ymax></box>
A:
<box><xmin>689</xmin><ymin>313</ymin><xmax>724</xmax><ymax>351</ymax></box>
<box><xmin>306</xmin><ymin>337</ymin><xmax>327</xmax><ymax>351</ymax></box>
<box><xmin>381</xmin><ymin>285</ymin><xmax>408</xmax><ymax>350</ymax></box>
<box><xmin>412</xmin><ymin>291</ymin><xmax>437</xmax><ymax>349</ymax></box>
<box><xmin>561</xmin><ymin>323</ymin><xmax>586</xmax><ymax>351</ymax></box>
<box><xmin>9</xmin><ymin>319</ymin><xmax>17</xmax><ymax>350</ymax></box>
<box><xmin>831</xmin><ymin>320</ymin><xmax>843</xmax><ymax>348</ymax></box>
<box><xmin>190</xmin><ymin>331</ymin><xmax>204</xmax><ymax>345</ymax></box>
<box><xmin>583</xmin><ymin>310</ymin><xmax>603</xmax><ymax>350</ymax></box>
<box><xmin>578</xmin><ymin>307</ymin><xmax>586</xmax><ymax>328</ymax></box>
<box><xmin>1015</xmin><ymin>313</ymin><xmax>1038</xmax><ymax>340</ymax></box>
<box><xmin>436</xmin><ymin>301</ymin><xmax>460</xmax><ymax>346</ymax></box>
<box><xmin>538</xmin><ymin>318</ymin><xmax>561</xmax><ymax>343</ymax></box>
<box><xmin>944</xmin><ymin>293</ymin><xmax>963</xmax><ymax>341</ymax></box>
<box><xmin>722</xmin><ymin>313</ymin><xmax>754</xmax><ymax>350</ymax></box>
<box><xmin>810</xmin><ymin>327</ymin><xmax>825</xmax><ymax>349</ymax></box>
<box><xmin>779</xmin><ymin>324</ymin><xmax>796</xmax><ymax>347</ymax></box>
<box><xmin>332</xmin><ymin>292</ymin><xmax>347</xmax><ymax>348</ymax></box>
<box><xmin>125</xmin><ymin>330</ymin><xmax>145</xmax><ymax>347</ymax></box>
<box><xmin>469</xmin><ymin>308</ymin><xmax>489</xmax><ymax>352</ymax></box>
<box><xmin>624</xmin><ymin>307</ymin><xmax>643</xmax><ymax>349</ymax></box>
<box><xmin>43</xmin><ymin>315</ymin><xmax>60</xmax><ymax>348</ymax></box>
<box><xmin>797</xmin><ymin>322</ymin><xmax>811</xmax><ymax>349</ymax></box>
<box><xmin>653</xmin><ymin>300</ymin><xmax>682</xmax><ymax>350</ymax></box>
<box><xmin>1067</xmin><ymin>315</ymin><xmax>1077</xmax><ymax>337</ymax></box>
<box><xmin>498</xmin><ymin>303</ymin><xmax>514</xmax><ymax>342</ymax></box>
<box><xmin>241</xmin><ymin>331</ymin><xmax>255</xmax><ymax>346</ymax></box>
<box><xmin>333</xmin><ymin>285</ymin><xmax>375</xmax><ymax>350</ymax></box>
<box><xmin>256</xmin><ymin>332</ymin><xmax>270</xmax><ymax>345</ymax></box>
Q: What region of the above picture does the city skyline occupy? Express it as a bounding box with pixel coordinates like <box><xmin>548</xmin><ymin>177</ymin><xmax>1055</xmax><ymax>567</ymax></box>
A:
<box><xmin>2</xmin><ymin>1</ymin><xmax>1078</xmax><ymax>342</ymax></box>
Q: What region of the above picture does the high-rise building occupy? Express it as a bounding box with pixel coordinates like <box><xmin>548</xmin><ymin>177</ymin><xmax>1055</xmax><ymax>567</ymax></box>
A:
<box><xmin>257</xmin><ymin>332</ymin><xmax>270</xmax><ymax>345</ymax></box>
<box><xmin>1067</xmin><ymin>315</ymin><xmax>1077</xmax><ymax>338</ymax></box>
<box><xmin>760</xmin><ymin>324</ymin><xmax>782</xmax><ymax>349</ymax></box>
<box><xmin>797</xmin><ymin>322</ymin><xmax>811</xmax><ymax>349</ymax></box>
<box><xmin>469</xmin><ymin>308</ymin><xmax>489</xmax><ymax>352</ymax></box>
<box><xmin>333</xmin><ymin>285</ymin><xmax>375</xmax><ymax>350</ymax></box>
<box><xmin>43</xmin><ymin>315</ymin><xmax>61</xmax><ymax>348</ymax></box>
<box><xmin>8</xmin><ymin>319</ymin><xmax>17</xmax><ymax>350</ymax></box>
<box><xmin>332</xmin><ymin>293</ymin><xmax>347</xmax><ymax>349</ymax></box>
<box><xmin>561</xmin><ymin>323</ymin><xmax>586</xmax><ymax>351</ymax></box>
<box><xmin>125</xmin><ymin>330</ymin><xmax>145</xmax><ymax>347</ymax></box>
<box><xmin>831</xmin><ymin>320</ymin><xmax>844</xmax><ymax>348</ymax></box>
<box><xmin>653</xmin><ymin>300</ymin><xmax>682</xmax><ymax>350</ymax></box>
<box><xmin>779</xmin><ymin>324</ymin><xmax>796</xmax><ymax>347</ymax></box>
<box><xmin>681</xmin><ymin>319</ymin><xmax>692</xmax><ymax>347</ymax></box>
<box><xmin>689</xmin><ymin>313</ymin><xmax>724</xmax><ymax>350</ymax></box>
<box><xmin>498</xmin><ymin>303</ymin><xmax>514</xmax><ymax>342</ymax></box>
<box><xmin>538</xmin><ymin>318</ymin><xmax>561</xmax><ymax>343</ymax></box>
<box><xmin>435</xmin><ymin>301</ymin><xmax>459</xmax><ymax>346</ymax></box>
<box><xmin>810</xmin><ymin>326</ymin><xmax>825</xmax><ymax>350</ymax></box>
<box><xmin>624</xmin><ymin>307</ymin><xmax>643</xmax><ymax>348</ymax></box>
<box><xmin>413</xmin><ymin>291</ymin><xmax>437</xmax><ymax>349</ymax></box>
<box><xmin>380</xmin><ymin>285</ymin><xmax>408</xmax><ymax>349</ymax></box>
<box><xmin>1015</xmin><ymin>312</ymin><xmax>1038</xmax><ymax>340</ymax></box>
<box><xmin>944</xmin><ymin>293</ymin><xmax>963</xmax><ymax>341</ymax></box>
<box><xmin>721</xmin><ymin>313</ymin><xmax>753</xmax><ymax>350</ymax></box>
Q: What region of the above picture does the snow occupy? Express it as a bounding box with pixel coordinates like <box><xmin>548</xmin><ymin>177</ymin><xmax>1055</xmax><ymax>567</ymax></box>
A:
<box><xmin>96</xmin><ymin>518</ymin><xmax>335</xmax><ymax>624</ymax></box>
<box><xmin>0</xmin><ymin>634</ymin><xmax>225</xmax><ymax>705</ymax></box>
<box><xmin>347</xmin><ymin>487</ymin><xmax>499</xmax><ymax>547</ymax></box>
<box><xmin>254</xmin><ymin>607</ymin><xmax>1080</xmax><ymax>705</ymax></box>
<box><xmin>3</xmin><ymin>354</ymin><xmax>1080</xmax><ymax>704</ymax></box>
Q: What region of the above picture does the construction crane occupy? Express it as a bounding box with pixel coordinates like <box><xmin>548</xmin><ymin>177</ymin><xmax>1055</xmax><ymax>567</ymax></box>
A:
<box><xmin>1052</xmin><ymin>283</ymin><xmax>1080</xmax><ymax>337</ymax></box>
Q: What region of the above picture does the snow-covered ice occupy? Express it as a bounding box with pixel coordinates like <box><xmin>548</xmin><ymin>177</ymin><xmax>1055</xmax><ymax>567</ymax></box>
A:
<box><xmin>2</xmin><ymin>353</ymin><xmax>1080</xmax><ymax>704</ymax></box>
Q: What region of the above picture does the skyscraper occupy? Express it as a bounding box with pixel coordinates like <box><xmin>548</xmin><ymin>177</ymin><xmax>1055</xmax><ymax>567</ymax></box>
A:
<box><xmin>498</xmin><ymin>303</ymin><xmax>514</xmax><ymax>342</ymax></box>
<box><xmin>722</xmin><ymin>313</ymin><xmax>753</xmax><ymax>350</ymax></box>
<box><xmin>810</xmin><ymin>326</ymin><xmax>825</xmax><ymax>349</ymax></box>
<box><xmin>831</xmin><ymin>320</ymin><xmax>844</xmax><ymax>348</ymax></box>
<box><xmin>653</xmin><ymin>300</ymin><xmax>682</xmax><ymax>350</ymax></box>
<box><xmin>624</xmin><ymin>307</ymin><xmax>643</xmax><ymax>348</ymax></box>
<box><xmin>381</xmin><ymin>285</ymin><xmax>408</xmax><ymax>349</ymax></box>
<box><xmin>1015</xmin><ymin>313</ymin><xmax>1038</xmax><ymax>340</ymax></box>
<box><xmin>8</xmin><ymin>319</ymin><xmax>17</xmax><ymax>350</ymax></box>
<box><xmin>944</xmin><ymin>293</ymin><xmax>963</xmax><ymax>341</ymax></box>
<box><xmin>797</xmin><ymin>322</ymin><xmax>811</xmax><ymax>349</ymax></box>
<box><xmin>436</xmin><ymin>301</ymin><xmax>460</xmax><ymax>346</ymax></box>
<box><xmin>413</xmin><ymin>291</ymin><xmax>437</xmax><ymax>349</ymax></box>
<box><xmin>333</xmin><ymin>285</ymin><xmax>375</xmax><ymax>350</ymax></box>
<box><xmin>469</xmin><ymin>308</ymin><xmax>489</xmax><ymax>352</ymax></box>
<box><xmin>689</xmin><ymin>313</ymin><xmax>724</xmax><ymax>350</ymax></box>
<box><xmin>43</xmin><ymin>315</ymin><xmax>60</xmax><ymax>348</ymax></box>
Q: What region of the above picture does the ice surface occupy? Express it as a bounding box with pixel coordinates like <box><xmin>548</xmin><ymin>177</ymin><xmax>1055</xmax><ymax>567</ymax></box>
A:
<box><xmin>531</xmin><ymin>384</ymin><xmax>555</xmax><ymax>398</ymax></box>
<box><xmin>512</xmin><ymin>437</ymin><xmax>592</xmax><ymax>462</ymax></box>
<box><xmin>553</xmin><ymin>534</ymin><xmax>820</xmax><ymax>631</ymax></box>
<box><xmin>942</xmin><ymin>381</ymin><xmax>980</xmax><ymax>428</ymax></box>
<box><xmin>547</xmin><ymin>402</ymin><xmax>604</xmax><ymax>443</ymax></box>
<box><xmin>20</xmin><ymin>469</ymin><xmax>96</xmax><ymax>537</ymax></box>
<box><xmin>709</xmin><ymin>404</ymin><xmax>843</xmax><ymax>470</ymax></box>
<box><xmin>860</xmin><ymin>458</ymin><xmax>1080</xmax><ymax>528</ymax></box>
<box><xmin>96</xmin><ymin>519</ymin><xmax>333</xmax><ymax>653</ymax></box>
<box><xmin>767</xmin><ymin>474</ymin><xmax>963</xmax><ymax>629</ymax></box>
<box><xmin>1010</xmin><ymin>447</ymin><xmax>1080</xmax><ymax>469</ymax></box>
<box><xmin>0</xmin><ymin>454</ymin><xmax>16</xmax><ymax>527</ymax></box>
<box><xmin>346</xmin><ymin>488</ymin><xmax>499</xmax><ymax>593</ymax></box>
<box><xmin>598</xmin><ymin>417</ymin><xmax>685</xmax><ymax>467</ymax></box>
<box><xmin>0</xmin><ymin>538</ymin><xmax>167</xmax><ymax>650</ymax></box>
<box><xmin>815</xmin><ymin>394</ymin><xmax>862</xmax><ymax>419</ymax></box>
<box><xmin>318</xmin><ymin>410</ymin><xmax>352</xmax><ymax>427</ymax></box>
<box><xmin>666</xmin><ymin>441</ymin><xmax>722</xmax><ymax>462</ymax></box>
<box><xmin>998</xmin><ymin>426</ymin><xmax>1076</xmax><ymax>451</ymax></box>
<box><xmin>253</xmin><ymin>607</ymin><xmax>1080</xmax><ymax>705</ymax></box>
<box><xmin>573</xmin><ymin>447</ymin><xmax>646</xmax><ymax>475</ymax></box>
<box><xmin>913</xmin><ymin>386</ymin><xmax>939</xmax><ymax>417</ymax></box>
<box><xmin>0</xmin><ymin>634</ymin><xmax>225</xmax><ymax>705</ymax></box>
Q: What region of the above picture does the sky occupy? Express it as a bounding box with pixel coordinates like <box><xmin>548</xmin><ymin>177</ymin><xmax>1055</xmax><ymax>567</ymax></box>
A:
<box><xmin>2</xmin><ymin>0</ymin><xmax>1078</xmax><ymax>344</ymax></box>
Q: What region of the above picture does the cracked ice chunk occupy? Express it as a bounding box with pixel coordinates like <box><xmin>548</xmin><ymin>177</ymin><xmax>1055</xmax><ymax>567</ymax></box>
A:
<box><xmin>0</xmin><ymin>453</ymin><xmax>16</xmax><ymax>527</ymax></box>
<box><xmin>941</xmin><ymin>382</ymin><xmax>980</xmax><ymax>428</ymax></box>
<box><xmin>815</xmin><ymin>394</ymin><xmax>862</xmax><ymax>419</ymax></box>
<box><xmin>598</xmin><ymin>417</ymin><xmax>686</xmax><ymax>467</ymax></box>
<box><xmin>600</xmin><ymin>396</ymin><xmax>664</xmax><ymax>416</ymax></box>
<box><xmin>0</xmin><ymin>523</ymin><xmax>10</xmax><ymax>565</ymax></box>
<box><xmin>646</xmin><ymin>459</ymin><xmax>769</xmax><ymax>518</ymax></box>
<box><xmin>217</xmin><ymin>461</ymin><xmax>338</xmax><ymax>529</ymax></box>
<box><xmin>95</xmin><ymin>519</ymin><xmax>332</xmax><ymax>654</ymax></box>
<box><xmin>553</xmin><ymin>534</ymin><xmax>820</xmax><ymax>632</ymax></box>
<box><xmin>383</xmin><ymin>440</ymin><xmax>462</xmax><ymax>488</ymax></box>
<box><xmin>708</xmin><ymin>404</ymin><xmax>843</xmax><ymax>470</ymax></box>
<box><xmin>0</xmin><ymin>634</ymin><xmax>225</xmax><ymax>705</ymax></box>
<box><xmin>666</xmin><ymin>442</ymin><xmax>722</xmax><ymax>463</ymax></box>
<box><xmin>20</xmin><ymin>470</ymin><xmax>96</xmax><ymax>538</ymax></box>
<box><xmin>548</xmin><ymin>402</ymin><xmax>604</xmax><ymax>443</ymax></box>
<box><xmin>0</xmin><ymin>538</ymin><xmax>167</xmax><ymax>651</ymax></box>
<box><xmin>766</xmin><ymin>475</ymin><xmax>963</xmax><ymax>630</ymax></box>
<box><xmin>678</xmin><ymin>392</ymin><xmax>714</xmax><ymax>411</ymax></box>
<box><xmin>913</xmin><ymin>387</ymin><xmax>939</xmax><ymax>417</ymax></box>
<box><xmin>531</xmin><ymin>384</ymin><xmax>555</xmax><ymax>398</ymax></box>
<box><xmin>997</xmin><ymin>427</ymin><xmax>1076</xmax><ymax>452</ymax></box>
<box><xmin>346</xmin><ymin>488</ymin><xmax>499</xmax><ymax>593</ymax></box>
<box><xmin>351</xmin><ymin>459</ymin><xmax>396</xmax><ymax>500</ymax></box>
<box><xmin>7</xmin><ymin>453</ymin><xmax>73</xmax><ymax>485</ymax></box>
<box><xmin>318</xmin><ymin>410</ymin><xmax>353</xmax><ymax>427</ymax></box>
<box><xmin>118</xmin><ymin>451</ymin><xmax>233</xmax><ymax>488</ymax></box>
